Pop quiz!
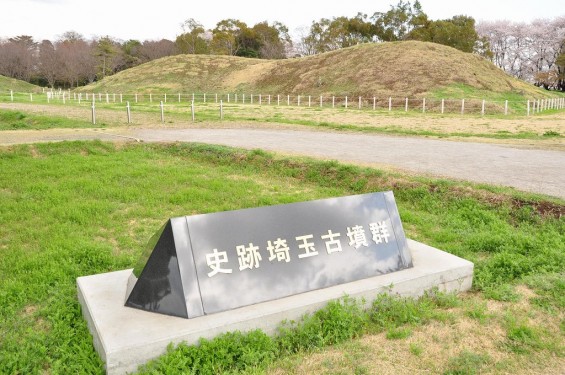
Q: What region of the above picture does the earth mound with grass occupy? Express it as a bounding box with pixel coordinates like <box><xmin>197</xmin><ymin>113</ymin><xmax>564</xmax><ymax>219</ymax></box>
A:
<box><xmin>0</xmin><ymin>75</ymin><xmax>42</xmax><ymax>93</ymax></box>
<box><xmin>77</xmin><ymin>41</ymin><xmax>553</xmax><ymax>99</ymax></box>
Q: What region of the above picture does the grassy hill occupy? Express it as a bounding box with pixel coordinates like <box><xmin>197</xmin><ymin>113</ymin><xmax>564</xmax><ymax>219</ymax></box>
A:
<box><xmin>77</xmin><ymin>41</ymin><xmax>557</xmax><ymax>99</ymax></box>
<box><xmin>0</xmin><ymin>75</ymin><xmax>41</xmax><ymax>93</ymax></box>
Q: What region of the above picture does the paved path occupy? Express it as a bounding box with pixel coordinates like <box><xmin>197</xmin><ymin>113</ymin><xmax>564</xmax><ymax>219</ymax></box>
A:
<box><xmin>132</xmin><ymin>128</ymin><xmax>565</xmax><ymax>199</ymax></box>
<box><xmin>1</xmin><ymin>128</ymin><xmax>563</xmax><ymax>199</ymax></box>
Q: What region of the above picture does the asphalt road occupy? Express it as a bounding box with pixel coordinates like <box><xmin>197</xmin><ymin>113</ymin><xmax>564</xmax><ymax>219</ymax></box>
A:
<box><xmin>1</xmin><ymin>127</ymin><xmax>563</xmax><ymax>199</ymax></box>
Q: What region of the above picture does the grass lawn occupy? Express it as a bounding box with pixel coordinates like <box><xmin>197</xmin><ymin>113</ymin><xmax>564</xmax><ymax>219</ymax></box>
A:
<box><xmin>1</xmin><ymin>101</ymin><xmax>564</xmax><ymax>147</ymax></box>
<box><xmin>0</xmin><ymin>109</ymin><xmax>99</xmax><ymax>130</ymax></box>
<box><xmin>0</xmin><ymin>141</ymin><xmax>563</xmax><ymax>374</ymax></box>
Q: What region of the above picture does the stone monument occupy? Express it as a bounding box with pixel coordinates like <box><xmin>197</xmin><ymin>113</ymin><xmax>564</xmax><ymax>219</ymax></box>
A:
<box><xmin>77</xmin><ymin>191</ymin><xmax>474</xmax><ymax>374</ymax></box>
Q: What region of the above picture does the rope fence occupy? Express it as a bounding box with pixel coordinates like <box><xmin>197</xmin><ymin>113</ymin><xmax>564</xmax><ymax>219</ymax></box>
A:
<box><xmin>2</xmin><ymin>89</ymin><xmax>565</xmax><ymax>124</ymax></box>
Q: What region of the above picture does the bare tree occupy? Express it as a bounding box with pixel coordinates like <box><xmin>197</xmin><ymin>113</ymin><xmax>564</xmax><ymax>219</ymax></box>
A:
<box><xmin>138</xmin><ymin>39</ymin><xmax>177</xmax><ymax>62</ymax></box>
<box><xmin>56</xmin><ymin>32</ymin><xmax>95</xmax><ymax>87</ymax></box>
<box><xmin>0</xmin><ymin>35</ymin><xmax>37</xmax><ymax>81</ymax></box>
<box><xmin>38</xmin><ymin>40</ymin><xmax>60</xmax><ymax>88</ymax></box>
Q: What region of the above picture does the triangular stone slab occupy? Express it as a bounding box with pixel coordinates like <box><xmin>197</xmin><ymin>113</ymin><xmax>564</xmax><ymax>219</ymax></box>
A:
<box><xmin>125</xmin><ymin>220</ymin><xmax>189</xmax><ymax>318</ymax></box>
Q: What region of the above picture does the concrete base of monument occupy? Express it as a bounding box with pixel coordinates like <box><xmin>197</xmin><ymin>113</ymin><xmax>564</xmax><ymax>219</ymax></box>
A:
<box><xmin>77</xmin><ymin>239</ymin><xmax>474</xmax><ymax>375</ymax></box>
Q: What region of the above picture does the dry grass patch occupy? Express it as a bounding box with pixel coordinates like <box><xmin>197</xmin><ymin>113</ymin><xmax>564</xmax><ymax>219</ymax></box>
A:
<box><xmin>75</xmin><ymin>41</ymin><xmax>559</xmax><ymax>100</ymax></box>
<box><xmin>268</xmin><ymin>287</ymin><xmax>564</xmax><ymax>375</ymax></box>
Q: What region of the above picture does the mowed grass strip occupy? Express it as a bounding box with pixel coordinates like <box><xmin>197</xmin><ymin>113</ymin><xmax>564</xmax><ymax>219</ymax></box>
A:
<box><xmin>2</xmin><ymin>102</ymin><xmax>564</xmax><ymax>144</ymax></box>
<box><xmin>0</xmin><ymin>109</ymin><xmax>101</xmax><ymax>130</ymax></box>
<box><xmin>0</xmin><ymin>141</ymin><xmax>563</xmax><ymax>374</ymax></box>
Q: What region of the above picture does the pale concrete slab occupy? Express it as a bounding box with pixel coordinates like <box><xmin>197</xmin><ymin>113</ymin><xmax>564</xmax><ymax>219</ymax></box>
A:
<box><xmin>77</xmin><ymin>239</ymin><xmax>473</xmax><ymax>375</ymax></box>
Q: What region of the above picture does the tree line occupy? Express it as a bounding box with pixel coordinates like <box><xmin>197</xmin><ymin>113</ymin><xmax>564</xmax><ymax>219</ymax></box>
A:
<box><xmin>0</xmin><ymin>0</ymin><xmax>564</xmax><ymax>91</ymax></box>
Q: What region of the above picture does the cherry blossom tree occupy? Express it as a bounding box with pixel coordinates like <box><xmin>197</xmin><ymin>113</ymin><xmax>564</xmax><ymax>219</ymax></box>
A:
<box><xmin>477</xmin><ymin>16</ymin><xmax>565</xmax><ymax>90</ymax></box>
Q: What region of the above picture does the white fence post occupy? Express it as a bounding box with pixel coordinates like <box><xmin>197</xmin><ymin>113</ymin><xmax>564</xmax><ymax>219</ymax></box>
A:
<box><xmin>277</xmin><ymin>95</ymin><xmax>280</xmax><ymax>106</ymax></box>
<box><xmin>10</xmin><ymin>90</ymin><xmax>13</xmax><ymax>101</ymax></box>
<box><xmin>91</xmin><ymin>100</ymin><xmax>96</xmax><ymax>125</ymax></box>
<box><xmin>120</xmin><ymin>93</ymin><xmax>123</xmax><ymax>103</ymax></box>
<box><xmin>405</xmin><ymin>97</ymin><xmax>408</xmax><ymax>112</ymax></box>
<box><xmin>227</xmin><ymin>93</ymin><xmax>230</xmax><ymax>103</ymax></box>
<box><xmin>320</xmin><ymin>96</ymin><xmax>323</xmax><ymax>107</ymax></box>
<box><xmin>481</xmin><ymin>99</ymin><xmax>485</xmax><ymax>116</ymax></box>
<box><xmin>345</xmin><ymin>96</ymin><xmax>348</xmax><ymax>108</ymax></box>
<box><xmin>78</xmin><ymin>93</ymin><xmax>82</xmax><ymax>104</ymax></box>
<box><xmin>204</xmin><ymin>93</ymin><xmax>207</xmax><ymax>103</ymax></box>
<box><xmin>106</xmin><ymin>93</ymin><xmax>109</xmax><ymax>103</ymax></box>
<box><xmin>113</xmin><ymin>93</ymin><xmax>116</xmax><ymax>102</ymax></box>
<box><xmin>441</xmin><ymin>99</ymin><xmax>445</xmax><ymax>114</ymax></box>
<box><xmin>160</xmin><ymin>101</ymin><xmax>164</xmax><ymax>123</ymax></box>
<box><xmin>527</xmin><ymin>100</ymin><xmax>530</xmax><ymax>116</ymax></box>
<box><xmin>461</xmin><ymin>99</ymin><xmax>465</xmax><ymax>115</ymax></box>
<box><xmin>135</xmin><ymin>93</ymin><xmax>138</xmax><ymax>103</ymax></box>
<box><xmin>373</xmin><ymin>97</ymin><xmax>376</xmax><ymax>110</ymax></box>
<box><xmin>422</xmin><ymin>98</ymin><xmax>426</xmax><ymax>113</ymax></box>
<box><xmin>164</xmin><ymin>93</ymin><xmax>167</xmax><ymax>103</ymax></box>
<box><xmin>308</xmin><ymin>95</ymin><xmax>311</xmax><ymax>107</ymax></box>
<box><xmin>30</xmin><ymin>93</ymin><xmax>33</xmax><ymax>102</ymax></box>
<box><xmin>298</xmin><ymin>95</ymin><xmax>301</xmax><ymax>106</ymax></box>
<box><xmin>358</xmin><ymin>96</ymin><xmax>362</xmax><ymax>109</ymax></box>
<box><xmin>178</xmin><ymin>93</ymin><xmax>181</xmax><ymax>103</ymax></box>
<box><xmin>191</xmin><ymin>101</ymin><xmax>195</xmax><ymax>122</ymax></box>
<box><xmin>149</xmin><ymin>93</ymin><xmax>152</xmax><ymax>103</ymax></box>
<box><xmin>287</xmin><ymin>95</ymin><xmax>290</xmax><ymax>106</ymax></box>
<box><xmin>215</xmin><ymin>93</ymin><xmax>218</xmax><ymax>103</ymax></box>
<box><xmin>332</xmin><ymin>96</ymin><xmax>335</xmax><ymax>108</ymax></box>
<box><xmin>389</xmin><ymin>97</ymin><xmax>392</xmax><ymax>111</ymax></box>
<box><xmin>126</xmin><ymin>101</ymin><xmax>131</xmax><ymax>124</ymax></box>
<box><xmin>268</xmin><ymin>95</ymin><xmax>271</xmax><ymax>105</ymax></box>
<box><xmin>504</xmin><ymin>100</ymin><xmax>508</xmax><ymax>115</ymax></box>
<box><xmin>259</xmin><ymin>94</ymin><xmax>262</xmax><ymax>105</ymax></box>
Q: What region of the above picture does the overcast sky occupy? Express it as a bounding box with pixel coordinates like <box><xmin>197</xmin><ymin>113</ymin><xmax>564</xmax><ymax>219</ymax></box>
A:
<box><xmin>1</xmin><ymin>0</ymin><xmax>564</xmax><ymax>42</ymax></box>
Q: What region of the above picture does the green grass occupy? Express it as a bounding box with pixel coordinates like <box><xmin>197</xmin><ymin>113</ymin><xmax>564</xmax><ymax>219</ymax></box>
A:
<box><xmin>0</xmin><ymin>75</ymin><xmax>41</xmax><ymax>93</ymax></box>
<box><xmin>0</xmin><ymin>109</ymin><xmax>100</xmax><ymax>130</ymax></box>
<box><xmin>0</xmin><ymin>141</ymin><xmax>563</xmax><ymax>373</ymax></box>
<box><xmin>444</xmin><ymin>350</ymin><xmax>491</xmax><ymax>375</ymax></box>
<box><xmin>431</xmin><ymin>83</ymin><xmax>565</xmax><ymax>101</ymax></box>
<box><xmin>2</xmin><ymin>94</ymin><xmax>564</xmax><ymax>142</ymax></box>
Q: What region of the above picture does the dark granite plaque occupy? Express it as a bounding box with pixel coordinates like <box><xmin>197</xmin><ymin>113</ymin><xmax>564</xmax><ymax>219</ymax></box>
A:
<box><xmin>126</xmin><ymin>191</ymin><xmax>412</xmax><ymax>318</ymax></box>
